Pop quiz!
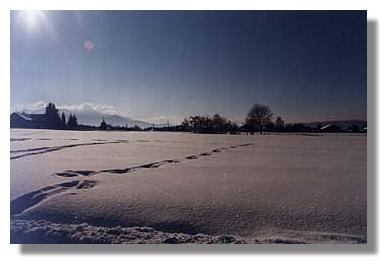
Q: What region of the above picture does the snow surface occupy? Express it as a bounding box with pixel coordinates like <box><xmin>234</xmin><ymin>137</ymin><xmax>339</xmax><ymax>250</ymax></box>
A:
<box><xmin>10</xmin><ymin>129</ymin><xmax>367</xmax><ymax>244</ymax></box>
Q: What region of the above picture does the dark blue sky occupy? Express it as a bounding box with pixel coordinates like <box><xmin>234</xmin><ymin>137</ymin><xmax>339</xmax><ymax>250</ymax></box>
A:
<box><xmin>11</xmin><ymin>11</ymin><xmax>367</xmax><ymax>124</ymax></box>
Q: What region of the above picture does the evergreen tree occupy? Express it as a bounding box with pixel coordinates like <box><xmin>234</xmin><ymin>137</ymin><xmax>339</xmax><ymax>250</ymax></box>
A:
<box><xmin>67</xmin><ymin>114</ymin><xmax>72</xmax><ymax>129</ymax></box>
<box><xmin>67</xmin><ymin>114</ymin><xmax>78</xmax><ymax>129</ymax></box>
<box><xmin>73</xmin><ymin>114</ymin><xmax>78</xmax><ymax>127</ymax></box>
<box><xmin>44</xmin><ymin>103</ymin><xmax>61</xmax><ymax>129</ymax></box>
<box><xmin>61</xmin><ymin>112</ymin><xmax>66</xmax><ymax>129</ymax></box>
<box><xmin>275</xmin><ymin>116</ymin><xmax>285</xmax><ymax>131</ymax></box>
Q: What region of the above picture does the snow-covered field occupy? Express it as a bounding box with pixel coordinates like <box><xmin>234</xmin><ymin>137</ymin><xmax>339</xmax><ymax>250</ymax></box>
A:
<box><xmin>10</xmin><ymin>129</ymin><xmax>367</xmax><ymax>244</ymax></box>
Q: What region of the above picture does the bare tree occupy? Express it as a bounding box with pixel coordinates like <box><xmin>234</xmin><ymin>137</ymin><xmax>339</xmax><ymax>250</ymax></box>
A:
<box><xmin>245</xmin><ymin>104</ymin><xmax>273</xmax><ymax>135</ymax></box>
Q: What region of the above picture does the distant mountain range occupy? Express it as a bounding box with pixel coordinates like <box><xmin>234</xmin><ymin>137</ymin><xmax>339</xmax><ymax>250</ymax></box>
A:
<box><xmin>59</xmin><ymin>108</ymin><xmax>155</xmax><ymax>128</ymax></box>
<box><xmin>13</xmin><ymin>107</ymin><xmax>156</xmax><ymax>128</ymax></box>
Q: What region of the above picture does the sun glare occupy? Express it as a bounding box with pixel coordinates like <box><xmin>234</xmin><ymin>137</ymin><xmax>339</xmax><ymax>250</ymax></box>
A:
<box><xmin>18</xmin><ymin>10</ymin><xmax>46</xmax><ymax>31</ymax></box>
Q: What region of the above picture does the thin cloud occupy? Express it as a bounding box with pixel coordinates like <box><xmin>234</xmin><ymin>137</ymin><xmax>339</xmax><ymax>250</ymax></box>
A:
<box><xmin>12</xmin><ymin>101</ymin><xmax>47</xmax><ymax>113</ymax></box>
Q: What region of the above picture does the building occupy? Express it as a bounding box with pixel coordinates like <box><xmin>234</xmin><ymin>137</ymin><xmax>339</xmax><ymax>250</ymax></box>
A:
<box><xmin>10</xmin><ymin>112</ymin><xmax>45</xmax><ymax>129</ymax></box>
<box><xmin>99</xmin><ymin>117</ymin><xmax>108</xmax><ymax>130</ymax></box>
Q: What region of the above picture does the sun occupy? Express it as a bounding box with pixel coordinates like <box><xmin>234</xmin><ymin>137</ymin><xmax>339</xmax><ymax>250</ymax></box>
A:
<box><xmin>18</xmin><ymin>10</ymin><xmax>46</xmax><ymax>31</ymax></box>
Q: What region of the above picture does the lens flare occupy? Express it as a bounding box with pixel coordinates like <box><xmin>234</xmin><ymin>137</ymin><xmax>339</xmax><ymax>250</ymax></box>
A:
<box><xmin>84</xmin><ymin>40</ymin><xmax>95</xmax><ymax>51</ymax></box>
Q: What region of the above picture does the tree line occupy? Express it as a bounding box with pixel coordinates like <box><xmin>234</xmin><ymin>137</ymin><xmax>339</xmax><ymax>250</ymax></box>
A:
<box><xmin>179</xmin><ymin>114</ymin><xmax>239</xmax><ymax>134</ymax></box>
<box><xmin>39</xmin><ymin>102</ymin><xmax>366</xmax><ymax>134</ymax></box>
<box><xmin>178</xmin><ymin>104</ymin><xmax>274</xmax><ymax>134</ymax></box>
<box><xmin>174</xmin><ymin>104</ymin><xmax>366</xmax><ymax>134</ymax></box>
